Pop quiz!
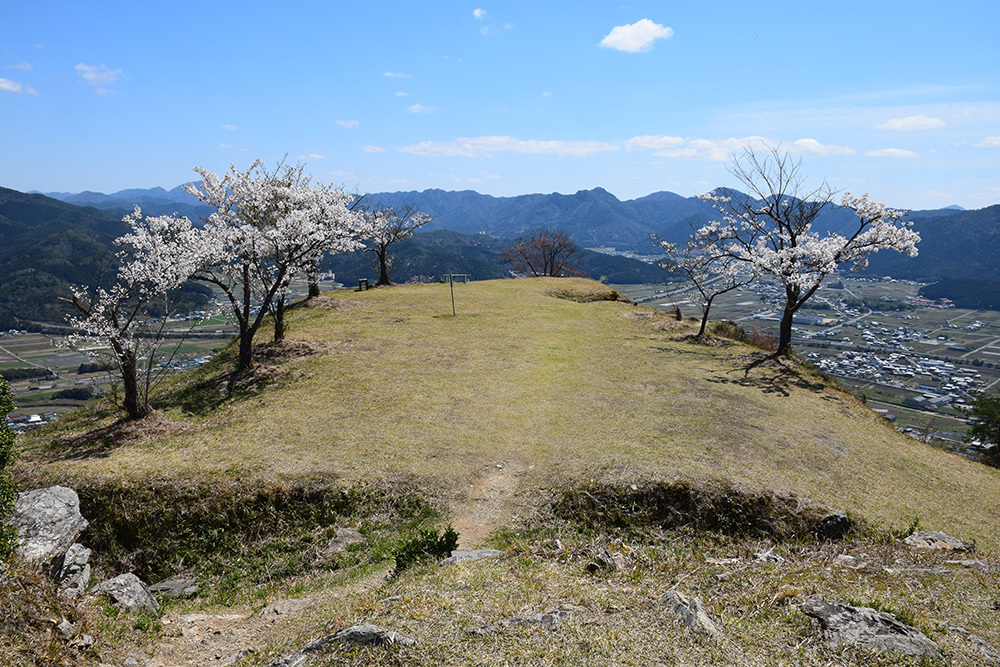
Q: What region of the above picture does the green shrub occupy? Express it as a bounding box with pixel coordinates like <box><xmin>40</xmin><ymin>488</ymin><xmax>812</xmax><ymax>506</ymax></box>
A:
<box><xmin>0</xmin><ymin>377</ymin><xmax>18</xmax><ymax>560</ymax></box>
<box><xmin>393</xmin><ymin>525</ymin><xmax>459</xmax><ymax>572</ymax></box>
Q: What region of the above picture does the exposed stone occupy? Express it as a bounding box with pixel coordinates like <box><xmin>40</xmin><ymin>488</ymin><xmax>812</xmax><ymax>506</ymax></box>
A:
<box><xmin>439</xmin><ymin>549</ymin><xmax>503</xmax><ymax>567</ymax></box>
<box><xmin>220</xmin><ymin>647</ymin><xmax>257</xmax><ymax>666</ymax></box>
<box><xmin>259</xmin><ymin>597</ymin><xmax>317</xmax><ymax>621</ymax></box>
<box><xmin>815</xmin><ymin>511</ymin><xmax>852</xmax><ymax>539</ymax></box>
<box><xmin>10</xmin><ymin>486</ymin><xmax>88</xmax><ymax>565</ymax></box>
<box><xmin>661</xmin><ymin>591</ymin><xmax>722</xmax><ymax>639</ymax></box>
<box><xmin>267</xmin><ymin>624</ymin><xmax>416</xmax><ymax>667</ymax></box>
<box><xmin>904</xmin><ymin>530</ymin><xmax>973</xmax><ymax>552</ymax></box>
<box><xmin>946</xmin><ymin>559</ymin><xmax>990</xmax><ymax>571</ymax></box>
<box><xmin>753</xmin><ymin>547</ymin><xmax>785</xmax><ymax>564</ymax></box>
<box><xmin>56</xmin><ymin>618</ymin><xmax>75</xmax><ymax>640</ymax></box>
<box><xmin>800</xmin><ymin>599</ymin><xmax>940</xmax><ymax>659</ymax></box>
<box><xmin>324</xmin><ymin>527</ymin><xmax>365</xmax><ymax>554</ymax></box>
<box><xmin>470</xmin><ymin>608</ymin><xmax>571</xmax><ymax>634</ymax></box>
<box><xmin>586</xmin><ymin>548</ymin><xmax>632</xmax><ymax>573</ymax></box>
<box><xmin>56</xmin><ymin>543</ymin><xmax>91</xmax><ymax>599</ymax></box>
<box><xmin>705</xmin><ymin>557</ymin><xmax>742</xmax><ymax>566</ymax></box>
<box><xmin>96</xmin><ymin>573</ymin><xmax>159</xmax><ymax>613</ymax></box>
<box><xmin>148</xmin><ymin>575</ymin><xmax>199</xmax><ymax>599</ymax></box>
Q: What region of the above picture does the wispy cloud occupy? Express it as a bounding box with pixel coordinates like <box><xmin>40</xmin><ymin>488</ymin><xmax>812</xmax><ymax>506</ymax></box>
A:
<box><xmin>399</xmin><ymin>136</ymin><xmax>620</xmax><ymax>157</ymax></box>
<box><xmin>0</xmin><ymin>77</ymin><xmax>37</xmax><ymax>95</ymax></box>
<box><xmin>336</xmin><ymin>119</ymin><xmax>360</xmax><ymax>128</ymax></box>
<box><xmin>599</xmin><ymin>19</ymin><xmax>673</xmax><ymax>53</ymax></box>
<box><xmin>76</xmin><ymin>63</ymin><xmax>123</xmax><ymax>87</ymax></box>
<box><xmin>408</xmin><ymin>104</ymin><xmax>435</xmax><ymax>114</ymax></box>
<box><xmin>7</xmin><ymin>63</ymin><xmax>32</xmax><ymax>72</ymax></box>
<box><xmin>473</xmin><ymin>8</ymin><xmax>486</xmax><ymax>19</ymax></box>
<box><xmin>866</xmin><ymin>148</ymin><xmax>920</xmax><ymax>158</ymax></box>
<box><xmin>877</xmin><ymin>114</ymin><xmax>946</xmax><ymax>131</ymax></box>
<box><xmin>790</xmin><ymin>138</ymin><xmax>855</xmax><ymax>155</ymax></box>
<box><xmin>298</xmin><ymin>153</ymin><xmax>325</xmax><ymax>161</ymax></box>
<box><xmin>222</xmin><ymin>124</ymin><xmax>238</xmax><ymax>131</ymax></box>
<box><xmin>395</xmin><ymin>91</ymin><xmax>408</xmax><ymax>97</ymax></box>
<box><xmin>362</xmin><ymin>145</ymin><xmax>386</xmax><ymax>152</ymax></box>
<box><xmin>974</xmin><ymin>136</ymin><xmax>1000</xmax><ymax>148</ymax></box>
<box><xmin>383</xmin><ymin>71</ymin><xmax>410</xmax><ymax>78</ymax></box>
<box><xmin>624</xmin><ymin>135</ymin><xmax>684</xmax><ymax>151</ymax></box>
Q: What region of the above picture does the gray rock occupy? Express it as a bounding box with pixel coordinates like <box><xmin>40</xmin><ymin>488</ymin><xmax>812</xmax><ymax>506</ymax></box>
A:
<box><xmin>259</xmin><ymin>597</ymin><xmax>317</xmax><ymax>621</ymax></box>
<box><xmin>11</xmin><ymin>486</ymin><xmax>89</xmax><ymax>565</ymax></box>
<box><xmin>267</xmin><ymin>624</ymin><xmax>416</xmax><ymax>667</ymax></box>
<box><xmin>470</xmin><ymin>609</ymin><xmax>572</xmax><ymax>634</ymax></box>
<box><xmin>220</xmin><ymin>648</ymin><xmax>257</xmax><ymax>666</ymax></box>
<box><xmin>587</xmin><ymin>547</ymin><xmax>632</xmax><ymax>573</ymax></box>
<box><xmin>56</xmin><ymin>618</ymin><xmax>75</xmax><ymax>640</ymax></box>
<box><xmin>753</xmin><ymin>547</ymin><xmax>785</xmax><ymax>564</ymax></box>
<box><xmin>96</xmin><ymin>573</ymin><xmax>159</xmax><ymax>613</ymax></box>
<box><xmin>148</xmin><ymin>576</ymin><xmax>199</xmax><ymax>599</ymax></box>
<box><xmin>439</xmin><ymin>549</ymin><xmax>503</xmax><ymax>567</ymax></box>
<box><xmin>324</xmin><ymin>527</ymin><xmax>365</xmax><ymax>554</ymax></box>
<box><xmin>904</xmin><ymin>530</ymin><xmax>973</xmax><ymax>552</ymax></box>
<box><xmin>56</xmin><ymin>543</ymin><xmax>91</xmax><ymax>599</ymax></box>
<box><xmin>800</xmin><ymin>599</ymin><xmax>940</xmax><ymax>659</ymax></box>
<box><xmin>661</xmin><ymin>590</ymin><xmax>722</xmax><ymax>639</ymax></box>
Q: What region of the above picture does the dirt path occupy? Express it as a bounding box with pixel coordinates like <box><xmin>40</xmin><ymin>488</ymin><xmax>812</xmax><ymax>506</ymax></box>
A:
<box><xmin>450</xmin><ymin>459</ymin><xmax>526</xmax><ymax>548</ymax></box>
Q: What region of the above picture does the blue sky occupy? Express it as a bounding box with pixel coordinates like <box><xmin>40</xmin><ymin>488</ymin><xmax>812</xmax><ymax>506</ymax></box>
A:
<box><xmin>2</xmin><ymin>1</ymin><xmax>998</xmax><ymax>209</ymax></box>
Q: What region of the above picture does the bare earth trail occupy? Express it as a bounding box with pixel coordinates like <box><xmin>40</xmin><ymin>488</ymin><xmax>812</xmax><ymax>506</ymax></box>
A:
<box><xmin>145</xmin><ymin>461</ymin><xmax>525</xmax><ymax>665</ymax></box>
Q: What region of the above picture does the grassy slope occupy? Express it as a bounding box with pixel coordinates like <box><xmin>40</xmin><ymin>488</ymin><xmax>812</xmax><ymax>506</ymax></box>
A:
<box><xmin>21</xmin><ymin>278</ymin><xmax>1000</xmax><ymax>551</ymax></box>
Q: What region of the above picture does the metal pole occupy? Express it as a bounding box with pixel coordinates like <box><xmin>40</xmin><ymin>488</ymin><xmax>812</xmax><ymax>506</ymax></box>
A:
<box><xmin>449</xmin><ymin>274</ymin><xmax>456</xmax><ymax>316</ymax></box>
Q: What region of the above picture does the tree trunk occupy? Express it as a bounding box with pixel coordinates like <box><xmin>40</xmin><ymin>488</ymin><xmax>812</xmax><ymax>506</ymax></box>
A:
<box><xmin>119</xmin><ymin>350</ymin><xmax>148</xmax><ymax>420</ymax></box>
<box><xmin>238</xmin><ymin>326</ymin><xmax>254</xmax><ymax>371</ymax></box>
<box><xmin>307</xmin><ymin>266</ymin><xmax>320</xmax><ymax>298</ymax></box>
<box><xmin>377</xmin><ymin>246</ymin><xmax>391</xmax><ymax>286</ymax></box>
<box><xmin>273</xmin><ymin>296</ymin><xmax>285</xmax><ymax>343</ymax></box>
<box><xmin>777</xmin><ymin>306</ymin><xmax>795</xmax><ymax>356</ymax></box>
<box><xmin>698</xmin><ymin>296</ymin><xmax>713</xmax><ymax>337</ymax></box>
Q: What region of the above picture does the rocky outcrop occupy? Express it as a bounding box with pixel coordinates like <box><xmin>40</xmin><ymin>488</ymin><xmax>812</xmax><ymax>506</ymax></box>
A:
<box><xmin>267</xmin><ymin>624</ymin><xmax>416</xmax><ymax>667</ymax></box>
<box><xmin>96</xmin><ymin>573</ymin><xmax>160</xmax><ymax>613</ymax></box>
<box><xmin>149</xmin><ymin>575</ymin><xmax>199</xmax><ymax>599</ymax></box>
<box><xmin>470</xmin><ymin>609</ymin><xmax>571</xmax><ymax>634</ymax></box>
<box><xmin>324</xmin><ymin>527</ymin><xmax>365</xmax><ymax>555</ymax></box>
<box><xmin>440</xmin><ymin>549</ymin><xmax>503</xmax><ymax>566</ymax></box>
<box><xmin>55</xmin><ymin>543</ymin><xmax>91</xmax><ymax>599</ymax></box>
<box><xmin>800</xmin><ymin>600</ymin><xmax>940</xmax><ymax>659</ymax></box>
<box><xmin>10</xmin><ymin>486</ymin><xmax>88</xmax><ymax>565</ymax></box>
<box><xmin>661</xmin><ymin>591</ymin><xmax>722</xmax><ymax>639</ymax></box>
<box><xmin>904</xmin><ymin>530</ymin><xmax>974</xmax><ymax>552</ymax></box>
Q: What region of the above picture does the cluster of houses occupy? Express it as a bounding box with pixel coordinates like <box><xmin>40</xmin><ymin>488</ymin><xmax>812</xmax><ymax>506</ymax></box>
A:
<box><xmin>6</xmin><ymin>412</ymin><xmax>59</xmax><ymax>432</ymax></box>
<box><xmin>811</xmin><ymin>350</ymin><xmax>985</xmax><ymax>413</ymax></box>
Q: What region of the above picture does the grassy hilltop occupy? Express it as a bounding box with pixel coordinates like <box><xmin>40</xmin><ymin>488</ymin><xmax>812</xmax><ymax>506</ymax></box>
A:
<box><xmin>22</xmin><ymin>278</ymin><xmax>1000</xmax><ymax>548</ymax></box>
<box><xmin>11</xmin><ymin>278</ymin><xmax>1000</xmax><ymax>666</ymax></box>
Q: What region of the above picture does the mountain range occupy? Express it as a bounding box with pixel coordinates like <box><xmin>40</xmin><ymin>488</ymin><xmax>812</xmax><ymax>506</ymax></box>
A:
<box><xmin>3</xmin><ymin>184</ymin><xmax>997</xmax><ymax>327</ymax></box>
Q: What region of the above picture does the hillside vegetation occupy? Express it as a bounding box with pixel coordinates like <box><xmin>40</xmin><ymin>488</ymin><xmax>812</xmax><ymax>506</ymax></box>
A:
<box><xmin>21</xmin><ymin>278</ymin><xmax>1000</xmax><ymax>549</ymax></box>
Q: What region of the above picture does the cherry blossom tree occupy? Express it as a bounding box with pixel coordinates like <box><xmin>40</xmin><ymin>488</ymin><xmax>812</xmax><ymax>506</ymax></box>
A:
<box><xmin>361</xmin><ymin>204</ymin><xmax>432</xmax><ymax>286</ymax></box>
<box><xmin>62</xmin><ymin>207</ymin><xmax>199</xmax><ymax>420</ymax></box>
<box><xmin>700</xmin><ymin>145</ymin><xmax>920</xmax><ymax>355</ymax></box>
<box><xmin>652</xmin><ymin>228</ymin><xmax>758</xmax><ymax>338</ymax></box>
<box><xmin>185</xmin><ymin>159</ymin><xmax>363</xmax><ymax>367</ymax></box>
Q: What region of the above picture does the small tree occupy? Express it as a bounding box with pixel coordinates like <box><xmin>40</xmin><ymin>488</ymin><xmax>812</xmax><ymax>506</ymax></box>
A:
<box><xmin>652</xmin><ymin>229</ymin><xmax>757</xmax><ymax>337</ymax></box>
<box><xmin>362</xmin><ymin>204</ymin><xmax>432</xmax><ymax>286</ymax></box>
<box><xmin>63</xmin><ymin>208</ymin><xmax>198</xmax><ymax>420</ymax></box>
<box><xmin>0</xmin><ymin>377</ymin><xmax>17</xmax><ymax>559</ymax></box>
<box><xmin>700</xmin><ymin>145</ymin><xmax>920</xmax><ymax>355</ymax></box>
<box><xmin>502</xmin><ymin>229</ymin><xmax>584</xmax><ymax>277</ymax></box>
<box><xmin>185</xmin><ymin>159</ymin><xmax>363</xmax><ymax>366</ymax></box>
<box><xmin>967</xmin><ymin>392</ymin><xmax>1000</xmax><ymax>468</ymax></box>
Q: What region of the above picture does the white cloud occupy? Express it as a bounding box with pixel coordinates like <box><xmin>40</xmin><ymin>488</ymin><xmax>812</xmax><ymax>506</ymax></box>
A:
<box><xmin>408</xmin><ymin>104</ymin><xmax>436</xmax><ymax>114</ymax></box>
<box><xmin>876</xmin><ymin>114</ymin><xmax>946</xmax><ymax>131</ymax></box>
<box><xmin>298</xmin><ymin>153</ymin><xmax>325</xmax><ymax>161</ymax></box>
<box><xmin>362</xmin><ymin>145</ymin><xmax>386</xmax><ymax>152</ymax></box>
<box><xmin>790</xmin><ymin>138</ymin><xmax>854</xmax><ymax>155</ymax></box>
<box><xmin>383</xmin><ymin>71</ymin><xmax>410</xmax><ymax>78</ymax></box>
<box><xmin>75</xmin><ymin>63</ymin><xmax>123</xmax><ymax>86</ymax></box>
<box><xmin>974</xmin><ymin>136</ymin><xmax>1000</xmax><ymax>148</ymax></box>
<box><xmin>399</xmin><ymin>135</ymin><xmax>620</xmax><ymax>157</ymax></box>
<box><xmin>599</xmin><ymin>19</ymin><xmax>673</xmax><ymax>53</ymax></box>
<box><xmin>625</xmin><ymin>135</ymin><xmax>684</xmax><ymax>151</ymax></box>
<box><xmin>395</xmin><ymin>91</ymin><xmax>408</xmax><ymax>97</ymax></box>
<box><xmin>865</xmin><ymin>148</ymin><xmax>920</xmax><ymax>158</ymax></box>
<box><xmin>8</xmin><ymin>63</ymin><xmax>32</xmax><ymax>71</ymax></box>
<box><xmin>473</xmin><ymin>8</ymin><xmax>486</xmax><ymax>19</ymax></box>
<box><xmin>222</xmin><ymin>124</ymin><xmax>238</xmax><ymax>131</ymax></box>
<box><xmin>0</xmin><ymin>78</ymin><xmax>24</xmax><ymax>93</ymax></box>
<box><xmin>542</xmin><ymin>91</ymin><xmax>552</xmax><ymax>97</ymax></box>
<box><xmin>336</xmin><ymin>119</ymin><xmax>360</xmax><ymax>128</ymax></box>
<box><xmin>220</xmin><ymin>143</ymin><xmax>234</xmax><ymax>149</ymax></box>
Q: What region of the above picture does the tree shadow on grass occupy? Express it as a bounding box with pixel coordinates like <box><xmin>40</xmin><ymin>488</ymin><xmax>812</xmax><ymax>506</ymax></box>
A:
<box><xmin>706</xmin><ymin>352</ymin><xmax>832</xmax><ymax>398</ymax></box>
<box><xmin>41</xmin><ymin>413</ymin><xmax>192</xmax><ymax>462</ymax></box>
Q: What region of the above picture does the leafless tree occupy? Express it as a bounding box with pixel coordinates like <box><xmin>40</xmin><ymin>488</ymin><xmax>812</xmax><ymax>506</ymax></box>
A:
<box><xmin>502</xmin><ymin>229</ymin><xmax>585</xmax><ymax>277</ymax></box>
